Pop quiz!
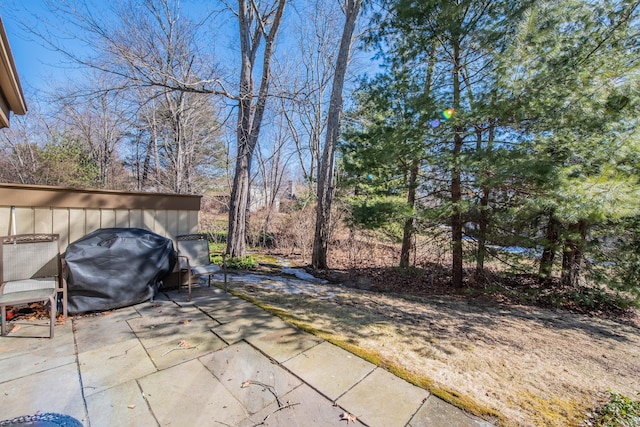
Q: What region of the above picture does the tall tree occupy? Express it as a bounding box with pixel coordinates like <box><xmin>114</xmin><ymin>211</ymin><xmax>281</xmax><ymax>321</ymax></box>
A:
<box><xmin>500</xmin><ymin>0</ymin><xmax>640</xmax><ymax>286</ymax></box>
<box><xmin>341</xmin><ymin>66</ymin><xmax>434</xmax><ymax>269</ymax></box>
<box><xmin>226</xmin><ymin>0</ymin><xmax>287</xmax><ymax>258</ymax></box>
<box><xmin>364</xmin><ymin>0</ymin><xmax>535</xmax><ymax>285</ymax></box>
<box><xmin>312</xmin><ymin>0</ymin><xmax>363</xmax><ymax>269</ymax></box>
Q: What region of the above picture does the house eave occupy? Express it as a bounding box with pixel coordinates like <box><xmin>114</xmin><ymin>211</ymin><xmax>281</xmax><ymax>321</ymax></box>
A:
<box><xmin>0</xmin><ymin>16</ymin><xmax>27</xmax><ymax>128</ymax></box>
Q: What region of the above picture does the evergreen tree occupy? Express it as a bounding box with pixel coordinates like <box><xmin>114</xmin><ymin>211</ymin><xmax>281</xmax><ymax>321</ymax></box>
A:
<box><xmin>341</xmin><ymin>71</ymin><xmax>428</xmax><ymax>267</ymax></box>
<box><xmin>500</xmin><ymin>0</ymin><xmax>640</xmax><ymax>287</ymax></box>
<box><xmin>357</xmin><ymin>0</ymin><xmax>535</xmax><ymax>285</ymax></box>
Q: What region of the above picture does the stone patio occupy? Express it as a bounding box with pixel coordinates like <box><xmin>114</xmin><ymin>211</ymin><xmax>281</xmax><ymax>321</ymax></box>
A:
<box><xmin>0</xmin><ymin>285</ymin><xmax>493</xmax><ymax>426</ymax></box>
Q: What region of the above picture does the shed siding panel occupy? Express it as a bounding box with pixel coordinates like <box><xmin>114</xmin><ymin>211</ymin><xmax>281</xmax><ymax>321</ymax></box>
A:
<box><xmin>34</xmin><ymin>208</ymin><xmax>53</xmax><ymax>234</ymax></box>
<box><xmin>0</xmin><ymin>207</ymin><xmax>10</xmax><ymax>235</ymax></box>
<box><xmin>52</xmin><ymin>208</ymin><xmax>70</xmax><ymax>249</ymax></box>
<box><xmin>115</xmin><ymin>209</ymin><xmax>130</xmax><ymax>228</ymax></box>
<box><xmin>68</xmin><ymin>209</ymin><xmax>85</xmax><ymax>244</ymax></box>
<box><xmin>130</xmin><ymin>209</ymin><xmax>143</xmax><ymax>229</ymax></box>
<box><xmin>101</xmin><ymin>210</ymin><xmax>116</xmax><ymax>228</ymax></box>
<box><xmin>86</xmin><ymin>209</ymin><xmax>101</xmax><ymax>234</ymax></box>
<box><xmin>15</xmin><ymin>207</ymin><xmax>34</xmax><ymax>234</ymax></box>
<box><xmin>143</xmin><ymin>210</ymin><xmax>155</xmax><ymax>232</ymax></box>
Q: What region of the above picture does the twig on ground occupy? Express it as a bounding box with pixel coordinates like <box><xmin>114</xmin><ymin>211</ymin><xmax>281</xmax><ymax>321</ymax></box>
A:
<box><xmin>161</xmin><ymin>340</ymin><xmax>198</xmax><ymax>356</ymax></box>
<box><xmin>241</xmin><ymin>380</ymin><xmax>283</xmax><ymax>407</ymax></box>
<box><xmin>249</xmin><ymin>402</ymin><xmax>301</xmax><ymax>426</ymax></box>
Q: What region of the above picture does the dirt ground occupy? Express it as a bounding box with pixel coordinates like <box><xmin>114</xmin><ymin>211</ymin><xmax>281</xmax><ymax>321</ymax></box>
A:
<box><xmin>224</xmin><ymin>256</ymin><xmax>640</xmax><ymax>427</ymax></box>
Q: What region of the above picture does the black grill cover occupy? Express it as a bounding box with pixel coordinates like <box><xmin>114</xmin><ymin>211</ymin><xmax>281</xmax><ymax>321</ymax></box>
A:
<box><xmin>65</xmin><ymin>228</ymin><xmax>177</xmax><ymax>314</ymax></box>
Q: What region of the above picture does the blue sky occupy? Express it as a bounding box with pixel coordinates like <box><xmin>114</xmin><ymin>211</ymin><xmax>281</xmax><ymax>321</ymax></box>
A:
<box><xmin>2</xmin><ymin>0</ymin><xmax>236</xmax><ymax>100</ymax></box>
<box><xmin>3</xmin><ymin>2</ymin><xmax>65</xmax><ymax>95</ymax></box>
<box><xmin>1</xmin><ymin>0</ymin><xmax>374</xmax><ymax>118</ymax></box>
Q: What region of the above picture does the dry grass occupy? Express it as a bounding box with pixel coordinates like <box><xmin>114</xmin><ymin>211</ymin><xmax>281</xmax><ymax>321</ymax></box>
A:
<box><xmin>225</xmin><ymin>275</ymin><xmax>640</xmax><ymax>427</ymax></box>
<box><xmin>225</xmin><ymin>215</ymin><xmax>640</xmax><ymax>427</ymax></box>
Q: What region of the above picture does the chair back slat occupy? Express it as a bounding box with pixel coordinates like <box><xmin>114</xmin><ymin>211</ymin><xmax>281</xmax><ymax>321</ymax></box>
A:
<box><xmin>1</xmin><ymin>235</ymin><xmax>60</xmax><ymax>283</ymax></box>
<box><xmin>178</xmin><ymin>239</ymin><xmax>210</xmax><ymax>267</ymax></box>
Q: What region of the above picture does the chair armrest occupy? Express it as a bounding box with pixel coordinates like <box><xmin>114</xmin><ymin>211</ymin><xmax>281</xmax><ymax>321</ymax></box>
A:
<box><xmin>58</xmin><ymin>258</ymin><xmax>68</xmax><ymax>318</ymax></box>
<box><xmin>177</xmin><ymin>255</ymin><xmax>191</xmax><ymax>270</ymax></box>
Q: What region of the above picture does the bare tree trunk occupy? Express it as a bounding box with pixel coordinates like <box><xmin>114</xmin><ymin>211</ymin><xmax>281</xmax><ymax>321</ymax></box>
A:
<box><xmin>451</xmin><ymin>38</ymin><xmax>464</xmax><ymax>288</ymax></box>
<box><xmin>312</xmin><ymin>0</ymin><xmax>362</xmax><ymax>269</ymax></box>
<box><xmin>539</xmin><ymin>210</ymin><xmax>560</xmax><ymax>279</ymax></box>
<box><xmin>400</xmin><ymin>163</ymin><xmax>418</xmax><ymax>268</ymax></box>
<box><xmin>227</xmin><ymin>0</ymin><xmax>287</xmax><ymax>258</ymax></box>
<box><xmin>561</xmin><ymin>221</ymin><xmax>587</xmax><ymax>288</ymax></box>
<box><xmin>475</xmin><ymin>122</ymin><xmax>495</xmax><ymax>280</ymax></box>
<box><xmin>228</xmin><ymin>149</ymin><xmax>252</xmax><ymax>256</ymax></box>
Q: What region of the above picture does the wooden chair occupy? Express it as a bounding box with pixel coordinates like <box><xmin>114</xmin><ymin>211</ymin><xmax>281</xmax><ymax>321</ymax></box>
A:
<box><xmin>176</xmin><ymin>234</ymin><xmax>220</xmax><ymax>301</ymax></box>
<box><xmin>0</xmin><ymin>234</ymin><xmax>67</xmax><ymax>338</ymax></box>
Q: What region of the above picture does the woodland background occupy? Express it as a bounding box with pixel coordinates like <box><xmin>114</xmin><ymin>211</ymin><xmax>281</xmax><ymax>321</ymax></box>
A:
<box><xmin>2</xmin><ymin>0</ymin><xmax>640</xmax><ymax>310</ymax></box>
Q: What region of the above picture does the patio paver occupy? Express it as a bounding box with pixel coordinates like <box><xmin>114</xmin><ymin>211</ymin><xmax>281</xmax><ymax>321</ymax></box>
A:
<box><xmin>244</xmin><ymin>321</ymin><xmax>323</xmax><ymax>363</ymax></box>
<box><xmin>336</xmin><ymin>367</ymin><xmax>429</xmax><ymax>427</ymax></box>
<box><xmin>237</xmin><ymin>383</ymin><xmax>361</xmax><ymax>427</ymax></box>
<box><xmin>73</xmin><ymin>307</ymin><xmax>139</xmax><ymax>354</ymax></box>
<box><xmin>211</xmin><ymin>313</ymin><xmax>295</xmax><ymax>345</ymax></box>
<box><xmin>145</xmin><ymin>329</ymin><xmax>227</xmax><ymax>370</ymax></box>
<box><xmin>408</xmin><ymin>394</ymin><xmax>495</xmax><ymax>427</ymax></box>
<box><xmin>85</xmin><ymin>380</ymin><xmax>158</xmax><ymax>427</ymax></box>
<box><xmin>0</xmin><ymin>362</ymin><xmax>85</xmax><ymax>422</ymax></box>
<box><xmin>283</xmin><ymin>341</ymin><xmax>376</xmax><ymax>401</ymax></box>
<box><xmin>78</xmin><ymin>338</ymin><xmax>157</xmax><ymax>397</ymax></box>
<box><xmin>0</xmin><ymin>322</ymin><xmax>75</xmax><ymax>383</ymax></box>
<box><xmin>200</xmin><ymin>340</ymin><xmax>303</xmax><ymax>415</ymax></box>
<box><xmin>138</xmin><ymin>359</ymin><xmax>248</xmax><ymax>426</ymax></box>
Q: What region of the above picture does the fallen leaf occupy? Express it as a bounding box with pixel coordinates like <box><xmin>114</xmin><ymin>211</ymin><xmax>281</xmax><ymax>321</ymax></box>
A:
<box><xmin>340</xmin><ymin>412</ymin><xmax>357</xmax><ymax>424</ymax></box>
<box><xmin>127</xmin><ymin>405</ymin><xmax>136</xmax><ymax>409</ymax></box>
<box><xmin>177</xmin><ymin>340</ymin><xmax>191</xmax><ymax>348</ymax></box>
<box><xmin>241</xmin><ymin>381</ymin><xmax>251</xmax><ymax>388</ymax></box>
<box><xmin>181</xmin><ymin>319</ymin><xmax>190</xmax><ymax>325</ymax></box>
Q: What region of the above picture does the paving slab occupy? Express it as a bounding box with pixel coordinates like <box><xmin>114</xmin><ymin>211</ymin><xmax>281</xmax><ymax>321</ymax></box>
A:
<box><xmin>211</xmin><ymin>314</ymin><xmax>293</xmax><ymax>345</ymax></box>
<box><xmin>238</xmin><ymin>383</ymin><xmax>362</xmax><ymax>427</ymax></box>
<box><xmin>200</xmin><ymin>340</ymin><xmax>303</xmax><ymax>415</ymax></box>
<box><xmin>85</xmin><ymin>380</ymin><xmax>158</xmax><ymax>427</ymax></box>
<box><xmin>0</xmin><ymin>362</ymin><xmax>86</xmax><ymax>424</ymax></box>
<box><xmin>162</xmin><ymin>284</ymin><xmax>230</xmax><ymax>306</ymax></box>
<box><xmin>126</xmin><ymin>305</ymin><xmax>215</xmax><ymax>331</ymax></box>
<box><xmin>337</xmin><ymin>368</ymin><xmax>429</xmax><ymax>427</ymax></box>
<box><xmin>0</xmin><ymin>323</ymin><xmax>76</xmax><ymax>383</ymax></box>
<box><xmin>200</xmin><ymin>297</ymin><xmax>267</xmax><ymax>316</ymax></box>
<box><xmin>202</xmin><ymin>301</ymin><xmax>274</xmax><ymax>324</ymax></box>
<box><xmin>130</xmin><ymin>296</ymin><xmax>176</xmax><ymax>317</ymax></box>
<box><xmin>244</xmin><ymin>322</ymin><xmax>323</xmax><ymax>363</ymax></box>
<box><xmin>138</xmin><ymin>358</ymin><xmax>248</xmax><ymax>426</ymax></box>
<box><xmin>166</xmin><ymin>285</ymin><xmax>235</xmax><ymax>304</ymax></box>
<box><xmin>78</xmin><ymin>338</ymin><xmax>156</xmax><ymax>397</ymax></box>
<box><xmin>144</xmin><ymin>329</ymin><xmax>227</xmax><ymax>370</ymax></box>
<box><xmin>73</xmin><ymin>308</ymin><xmax>139</xmax><ymax>354</ymax></box>
<box><xmin>0</xmin><ymin>320</ymin><xmax>59</xmax><ymax>340</ymax></box>
<box><xmin>283</xmin><ymin>341</ymin><xmax>376</xmax><ymax>401</ymax></box>
<box><xmin>408</xmin><ymin>394</ymin><xmax>494</xmax><ymax>427</ymax></box>
<box><xmin>0</xmin><ymin>318</ymin><xmax>72</xmax><ymax>345</ymax></box>
<box><xmin>126</xmin><ymin>306</ymin><xmax>219</xmax><ymax>350</ymax></box>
